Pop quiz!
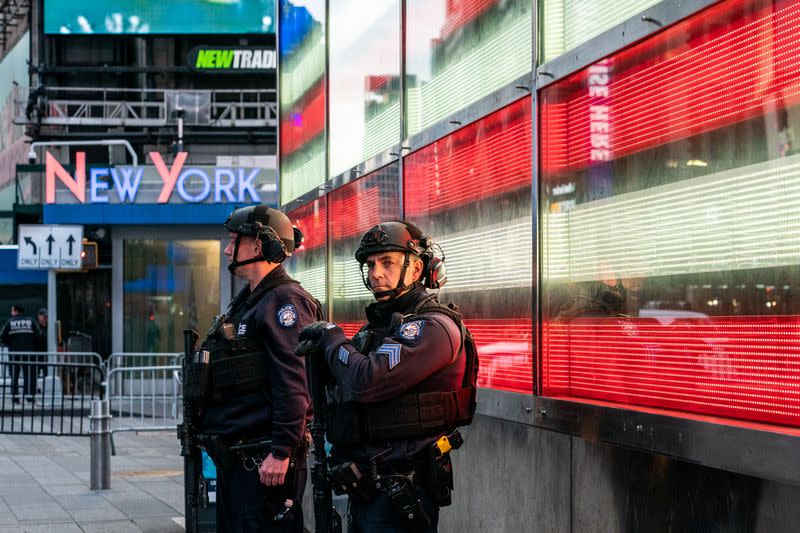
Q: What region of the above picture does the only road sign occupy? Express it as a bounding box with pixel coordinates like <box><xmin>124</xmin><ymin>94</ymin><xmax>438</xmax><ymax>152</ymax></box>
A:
<box><xmin>17</xmin><ymin>224</ymin><xmax>84</xmax><ymax>270</ymax></box>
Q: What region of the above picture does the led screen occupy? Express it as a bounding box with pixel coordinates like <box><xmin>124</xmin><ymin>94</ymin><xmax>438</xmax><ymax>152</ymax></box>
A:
<box><xmin>540</xmin><ymin>0</ymin><xmax>800</xmax><ymax>429</ymax></box>
<box><xmin>45</xmin><ymin>0</ymin><xmax>275</xmax><ymax>35</ymax></box>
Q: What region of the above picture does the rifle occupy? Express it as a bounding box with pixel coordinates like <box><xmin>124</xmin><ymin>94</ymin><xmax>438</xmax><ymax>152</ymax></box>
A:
<box><xmin>302</xmin><ymin>342</ymin><xmax>342</xmax><ymax>533</ymax></box>
<box><xmin>179</xmin><ymin>329</ymin><xmax>201</xmax><ymax>533</ymax></box>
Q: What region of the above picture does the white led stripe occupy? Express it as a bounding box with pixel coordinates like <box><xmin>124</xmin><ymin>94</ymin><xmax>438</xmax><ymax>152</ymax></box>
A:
<box><xmin>330</xmin><ymin>217</ymin><xmax>533</xmax><ymax>300</ymax></box>
<box><xmin>408</xmin><ymin>16</ymin><xmax>532</xmax><ymax>136</ymax></box>
<box><xmin>543</xmin><ymin>154</ymin><xmax>800</xmax><ymax>282</ymax></box>
<box><xmin>361</xmin><ymin>100</ymin><xmax>401</xmax><ymax>164</ymax></box>
<box><xmin>543</xmin><ymin>0</ymin><xmax>660</xmax><ymax>61</ymax></box>
<box><xmin>280</xmin><ymin>149</ymin><xmax>325</xmax><ymax>205</ymax></box>
<box><xmin>280</xmin><ymin>32</ymin><xmax>325</xmax><ymax>107</ymax></box>
<box><xmin>288</xmin><ymin>265</ymin><xmax>327</xmax><ymax>304</ymax></box>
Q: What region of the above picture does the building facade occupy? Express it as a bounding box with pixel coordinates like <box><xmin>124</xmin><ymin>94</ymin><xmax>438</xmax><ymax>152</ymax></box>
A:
<box><xmin>279</xmin><ymin>0</ymin><xmax>800</xmax><ymax>530</ymax></box>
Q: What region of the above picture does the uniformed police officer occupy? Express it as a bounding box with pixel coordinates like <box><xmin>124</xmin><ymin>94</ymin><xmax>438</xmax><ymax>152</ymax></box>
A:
<box><xmin>297</xmin><ymin>221</ymin><xmax>477</xmax><ymax>533</ymax></box>
<box><xmin>0</xmin><ymin>305</ymin><xmax>39</xmax><ymax>404</ymax></box>
<box><xmin>194</xmin><ymin>205</ymin><xmax>321</xmax><ymax>532</ymax></box>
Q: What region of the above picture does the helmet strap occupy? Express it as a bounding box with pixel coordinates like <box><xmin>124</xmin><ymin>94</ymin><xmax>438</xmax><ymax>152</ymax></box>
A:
<box><xmin>371</xmin><ymin>251</ymin><xmax>412</xmax><ymax>300</ymax></box>
<box><xmin>227</xmin><ymin>233</ymin><xmax>268</xmax><ymax>274</ymax></box>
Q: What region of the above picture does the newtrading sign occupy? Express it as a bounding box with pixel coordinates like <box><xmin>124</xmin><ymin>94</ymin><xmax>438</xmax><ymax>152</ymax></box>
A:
<box><xmin>188</xmin><ymin>46</ymin><xmax>276</xmax><ymax>73</ymax></box>
<box><xmin>45</xmin><ymin>151</ymin><xmax>275</xmax><ymax>204</ymax></box>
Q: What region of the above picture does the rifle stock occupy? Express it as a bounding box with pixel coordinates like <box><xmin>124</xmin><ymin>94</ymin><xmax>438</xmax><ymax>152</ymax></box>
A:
<box><xmin>180</xmin><ymin>329</ymin><xmax>201</xmax><ymax>533</ymax></box>
<box><xmin>304</xmin><ymin>344</ymin><xmax>342</xmax><ymax>533</ymax></box>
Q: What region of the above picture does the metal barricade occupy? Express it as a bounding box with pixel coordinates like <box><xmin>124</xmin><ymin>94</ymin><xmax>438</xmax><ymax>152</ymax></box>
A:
<box><xmin>106</xmin><ymin>352</ymin><xmax>182</xmax><ymax>373</ymax></box>
<box><xmin>0</xmin><ymin>359</ymin><xmax>104</xmax><ymax>435</ymax></box>
<box><xmin>104</xmin><ymin>365</ymin><xmax>183</xmax><ymax>435</ymax></box>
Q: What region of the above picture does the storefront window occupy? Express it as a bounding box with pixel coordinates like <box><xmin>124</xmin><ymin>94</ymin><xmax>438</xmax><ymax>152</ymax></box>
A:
<box><xmin>540</xmin><ymin>0</ymin><xmax>800</xmax><ymax>428</ymax></box>
<box><xmin>328</xmin><ymin>0</ymin><xmax>401</xmax><ymax>178</ymax></box>
<box><xmin>405</xmin><ymin>0</ymin><xmax>531</xmax><ymax>137</ymax></box>
<box><xmin>541</xmin><ymin>0</ymin><xmax>660</xmax><ymax>62</ymax></box>
<box><xmin>329</xmin><ymin>164</ymin><xmax>400</xmax><ymax>334</ymax></box>
<box><xmin>279</xmin><ymin>0</ymin><xmax>326</xmax><ymax>204</ymax></box>
<box><xmin>405</xmin><ymin>98</ymin><xmax>533</xmax><ymax>394</ymax></box>
<box><xmin>285</xmin><ymin>198</ymin><xmax>328</xmax><ymax>313</ymax></box>
<box><xmin>123</xmin><ymin>240</ymin><xmax>220</xmax><ymax>353</ymax></box>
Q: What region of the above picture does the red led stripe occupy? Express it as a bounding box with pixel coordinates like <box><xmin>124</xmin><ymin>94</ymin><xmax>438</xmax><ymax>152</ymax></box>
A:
<box><xmin>280</xmin><ymin>81</ymin><xmax>325</xmax><ymax>156</ymax></box>
<box><xmin>328</xmin><ymin>184</ymin><xmax>381</xmax><ymax>240</ymax></box>
<box><xmin>288</xmin><ymin>199</ymin><xmax>327</xmax><ymax>251</ymax></box>
<box><xmin>541</xmin><ymin>0</ymin><xmax>800</xmax><ymax>173</ymax></box>
<box><xmin>405</xmin><ymin>98</ymin><xmax>532</xmax><ymax>217</ymax></box>
<box><xmin>337</xmin><ymin>319</ymin><xmax>533</xmax><ymax>394</ymax></box>
<box><xmin>542</xmin><ymin>316</ymin><xmax>800</xmax><ymax>428</ymax></box>
<box><xmin>439</xmin><ymin>0</ymin><xmax>499</xmax><ymax>40</ymax></box>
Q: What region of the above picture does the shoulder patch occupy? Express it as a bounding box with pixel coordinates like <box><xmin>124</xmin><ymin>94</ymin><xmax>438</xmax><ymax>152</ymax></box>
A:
<box><xmin>337</xmin><ymin>346</ymin><xmax>350</xmax><ymax>365</ymax></box>
<box><xmin>276</xmin><ymin>304</ymin><xmax>297</xmax><ymax>328</ymax></box>
<box><xmin>397</xmin><ymin>320</ymin><xmax>424</xmax><ymax>341</ymax></box>
<box><xmin>375</xmin><ymin>342</ymin><xmax>402</xmax><ymax>370</ymax></box>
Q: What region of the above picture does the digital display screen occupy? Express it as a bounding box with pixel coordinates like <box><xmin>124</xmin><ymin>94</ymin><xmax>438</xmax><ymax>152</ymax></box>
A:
<box><xmin>45</xmin><ymin>0</ymin><xmax>275</xmax><ymax>35</ymax></box>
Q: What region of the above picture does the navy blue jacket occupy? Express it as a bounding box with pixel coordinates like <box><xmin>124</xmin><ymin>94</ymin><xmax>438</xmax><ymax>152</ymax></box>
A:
<box><xmin>317</xmin><ymin>284</ymin><xmax>465</xmax><ymax>466</ymax></box>
<box><xmin>0</xmin><ymin>315</ymin><xmax>38</xmax><ymax>352</ymax></box>
<box><xmin>200</xmin><ymin>266</ymin><xmax>319</xmax><ymax>458</ymax></box>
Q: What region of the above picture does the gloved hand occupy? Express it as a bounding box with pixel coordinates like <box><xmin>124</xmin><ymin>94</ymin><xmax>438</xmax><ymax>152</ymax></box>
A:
<box><xmin>298</xmin><ymin>321</ymin><xmax>337</xmax><ymax>343</ymax></box>
<box><xmin>295</xmin><ymin>321</ymin><xmax>337</xmax><ymax>358</ymax></box>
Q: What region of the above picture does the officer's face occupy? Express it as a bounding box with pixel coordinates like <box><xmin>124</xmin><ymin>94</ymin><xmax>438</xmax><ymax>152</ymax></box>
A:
<box><xmin>366</xmin><ymin>251</ymin><xmax>423</xmax><ymax>300</ymax></box>
<box><xmin>224</xmin><ymin>232</ymin><xmax>261</xmax><ymax>272</ymax></box>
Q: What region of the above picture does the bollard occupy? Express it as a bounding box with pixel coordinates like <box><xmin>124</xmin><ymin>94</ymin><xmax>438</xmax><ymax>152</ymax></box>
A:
<box><xmin>90</xmin><ymin>399</ymin><xmax>112</xmax><ymax>490</ymax></box>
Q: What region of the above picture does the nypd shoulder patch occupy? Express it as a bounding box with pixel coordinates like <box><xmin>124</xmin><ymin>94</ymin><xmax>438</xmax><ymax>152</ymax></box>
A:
<box><xmin>337</xmin><ymin>346</ymin><xmax>350</xmax><ymax>365</ymax></box>
<box><xmin>276</xmin><ymin>304</ymin><xmax>297</xmax><ymax>328</ymax></box>
<box><xmin>397</xmin><ymin>320</ymin><xmax>424</xmax><ymax>341</ymax></box>
<box><xmin>375</xmin><ymin>342</ymin><xmax>402</xmax><ymax>370</ymax></box>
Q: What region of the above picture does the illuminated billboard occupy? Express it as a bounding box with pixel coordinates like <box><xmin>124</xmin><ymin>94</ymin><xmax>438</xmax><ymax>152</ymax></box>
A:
<box><xmin>45</xmin><ymin>0</ymin><xmax>275</xmax><ymax>35</ymax></box>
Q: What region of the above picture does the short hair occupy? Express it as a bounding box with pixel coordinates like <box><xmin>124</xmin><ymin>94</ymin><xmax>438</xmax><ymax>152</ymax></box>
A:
<box><xmin>11</xmin><ymin>304</ymin><xmax>24</xmax><ymax>314</ymax></box>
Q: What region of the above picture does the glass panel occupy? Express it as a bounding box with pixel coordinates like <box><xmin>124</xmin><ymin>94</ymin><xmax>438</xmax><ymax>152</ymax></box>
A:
<box><xmin>541</xmin><ymin>0</ymin><xmax>660</xmax><ymax>62</ymax></box>
<box><xmin>124</xmin><ymin>240</ymin><xmax>220</xmax><ymax>352</ymax></box>
<box><xmin>329</xmin><ymin>1</ymin><xmax>401</xmax><ymax>178</ymax></box>
<box><xmin>329</xmin><ymin>164</ymin><xmax>400</xmax><ymax>333</ymax></box>
<box><xmin>540</xmin><ymin>0</ymin><xmax>800</xmax><ymax>428</ymax></box>
<box><xmin>405</xmin><ymin>0</ymin><xmax>531</xmax><ymax>137</ymax></box>
<box><xmin>405</xmin><ymin>98</ymin><xmax>533</xmax><ymax>394</ymax></box>
<box><xmin>279</xmin><ymin>0</ymin><xmax>326</xmax><ymax>204</ymax></box>
<box><xmin>285</xmin><ymin>197</ymin><xmax>328</xmax><ymax>315</ymax></box>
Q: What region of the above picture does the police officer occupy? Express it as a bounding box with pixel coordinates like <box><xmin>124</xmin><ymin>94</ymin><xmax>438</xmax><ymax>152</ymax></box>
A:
<box><xmin>0</xmin><ymin>305</ymin><xmax>38</xmax><ymax>404</ymax></box>
<box><xmin>298</xmin><ymin>221</ymin><xmax>477</xmax><ymax>533</ymax></box>
<box><xmin>194</xmin><ymin>205</ymin><xmax>320</xmax><ymax>532</ymax></box>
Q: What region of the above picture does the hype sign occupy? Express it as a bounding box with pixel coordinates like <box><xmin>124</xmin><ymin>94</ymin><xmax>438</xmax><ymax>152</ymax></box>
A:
<box><xmin>45</xmin><ymin>151</ymin><xmax>262</xmax><ymax>204</ymax></box>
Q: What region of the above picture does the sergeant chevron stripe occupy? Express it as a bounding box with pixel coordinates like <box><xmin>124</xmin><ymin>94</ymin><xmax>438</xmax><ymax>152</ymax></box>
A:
<box><xmin>376</xmin><ymin>343</ymin><xmax>402</xmax><ymax>370</ymax></box>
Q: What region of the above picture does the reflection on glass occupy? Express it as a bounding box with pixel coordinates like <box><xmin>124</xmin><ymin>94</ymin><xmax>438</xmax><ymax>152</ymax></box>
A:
<box><xmin>541</xmin><ymin>0</ymin><xmax>660</xmax><ymax>62</ymax></box>
<box><xmin>329</xmin><ymin>164</ymin><xmax>400</xmax><ymax>332</ymax></box>
<box><xmin>124</xmin><ymin>240</ymin><xmax>220</xmax><ymax>353</ymax></box>
<box><xmin>405</xmin><ymin>0</ymin><xmax>531</xmax><ymax>137</ymax></box>
<box><xmin>285</xmin><ymin>198</ymin><xmax>328</xmax><ymax>313</ymax></box>
<box><xmin>540</xmin><ymin>0</ymin><xmax>800</xmax><ymax>429</ymax></box>
<box><xmin>329</xmin><ymin>0</ymin><xmax>401</xmax><ymax>178</ymax></box>
<box><xmin>279</xmin><ymin>0</ymin><xmax>327</xmax><ymax>204</ymax></box>
<box><xmin>405</xmin><ymin>98</ymin><xmax>532</xmax><ymax>393</ymax></box>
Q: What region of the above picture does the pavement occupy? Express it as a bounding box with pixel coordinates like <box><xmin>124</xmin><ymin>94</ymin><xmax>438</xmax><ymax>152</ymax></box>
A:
<box><xmin>0</xmin><ymin>431</ymin><xmax>186</xmax><ymax>533</ymax></box>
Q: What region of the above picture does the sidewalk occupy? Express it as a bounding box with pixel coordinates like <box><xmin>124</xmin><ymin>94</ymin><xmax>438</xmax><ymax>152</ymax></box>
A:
<box><xmin>0</xmin><ymin>431</ymin><xmax>185</xmax><ymax>532</ymax></box>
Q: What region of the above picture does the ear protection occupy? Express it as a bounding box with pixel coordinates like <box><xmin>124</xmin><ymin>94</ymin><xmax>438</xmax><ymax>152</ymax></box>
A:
<box><xmin>418</xmin><ymin>236</ymin><xmax>448</xmax><ymax>290</ymax></box>
<box><xmin>254</xmin><ymin>222</ymin><xmax>289</xmax><ymax>264</ymax></box>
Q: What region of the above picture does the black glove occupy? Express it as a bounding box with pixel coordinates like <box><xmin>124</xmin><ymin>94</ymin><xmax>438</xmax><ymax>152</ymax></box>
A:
<box><xmin>295</xmin><ymin>338</ymin><xmax>322</xmax><ymax>358</ymax></box>
<box><xmin>298</xmin><ymin>321</ymin><xmax>336</xmax><ymax>343</ymax></box>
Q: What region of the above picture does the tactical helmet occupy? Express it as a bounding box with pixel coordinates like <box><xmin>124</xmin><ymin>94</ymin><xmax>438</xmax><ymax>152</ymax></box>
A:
<box><xmin>354</xmin><ymin>221</ymin><xmax>426</xmax><ymax>264</ymax></box>
<box><xmin>224</xmin><ymin>205</ymin><xmax>296</xmax><ymax>254</ymax></box>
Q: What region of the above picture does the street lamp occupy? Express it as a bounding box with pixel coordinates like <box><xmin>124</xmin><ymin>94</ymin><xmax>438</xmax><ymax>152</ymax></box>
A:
<box><xmin>28</xmin><ymin>139</ymin><xmax>139</xmax><ymax>166</ymax></box>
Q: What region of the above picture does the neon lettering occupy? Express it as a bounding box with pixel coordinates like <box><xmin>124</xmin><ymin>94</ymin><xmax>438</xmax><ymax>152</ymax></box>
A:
<box><xmin>238</xmin><ymin>169</ymin><xmax>260</xmax><ymax>202</ymax></box>
<box><xmin>110</xmin><ymin>167</ymin><xmax>143</xmax><ymax>202</ymax></box>
<box><xmin>215</xmin><ymin>169</ymin><xmax>236</xmax><ymax>202</ymax></box>
<box><xmin>177</xmin><ymin>169</ymin><xmax>211</xmax><ymax>202</ymax></box>
<box><xmin>90</xmin><ymin>168</ymin><xmax>110</xmax><ymax>203</ymax></box>
<box><xmin>151</xmin><ymin>151</ymin><xmax>188</xmax><ymax>203</ymax></box>
<box><xmin>46</xmin><ymin>151</ymin><xmax>85</xmax><ymax>203</ymax></box>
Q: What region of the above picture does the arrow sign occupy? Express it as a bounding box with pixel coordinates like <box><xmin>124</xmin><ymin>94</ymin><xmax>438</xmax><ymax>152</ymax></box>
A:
<box><xmin>24</xmin><ymin>237</ymin><xmax>37</xmax><ymax>255</ymax></box>
<box><xmin>18</xmin><ymin>224</ymin><xmax>83</xmax><ymax>270</ymax></box>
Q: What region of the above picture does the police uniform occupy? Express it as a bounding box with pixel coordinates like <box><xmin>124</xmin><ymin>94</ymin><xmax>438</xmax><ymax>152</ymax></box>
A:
<box><xmin>300</xmin><ymin>222</ymin><xmax>477</xmax><ymax>533</ymax></box>
<box><xmin>0</xmin><ymin>310</ymin><xmax>38</xmax><ymax>401</ymax></box>
<box><xmin>192</xmin><ymin>206</ymin><xmax>320</xmax><ymax>533</ymax></box>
